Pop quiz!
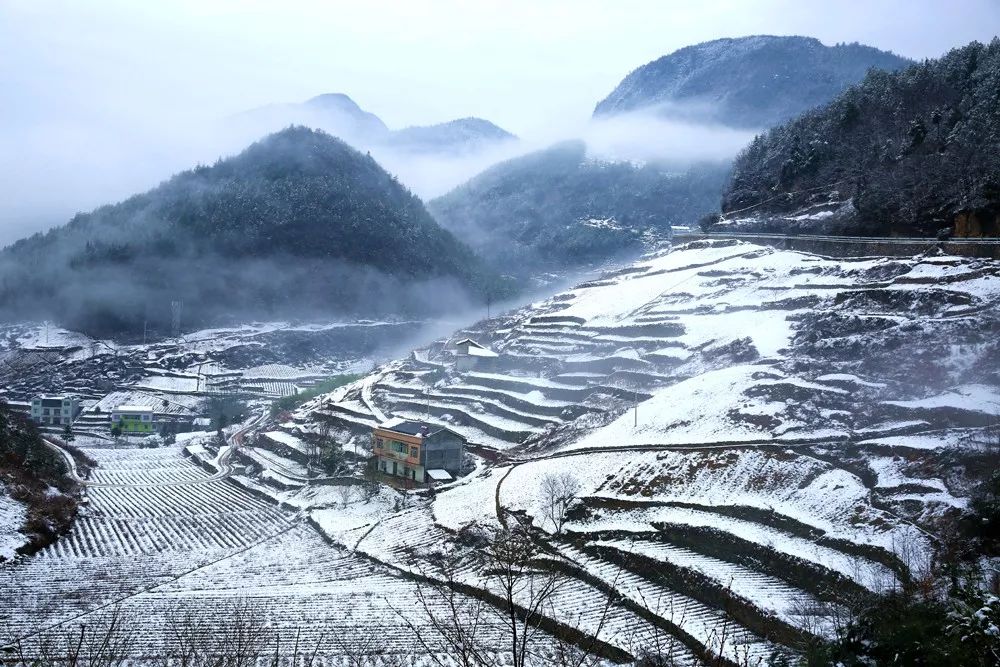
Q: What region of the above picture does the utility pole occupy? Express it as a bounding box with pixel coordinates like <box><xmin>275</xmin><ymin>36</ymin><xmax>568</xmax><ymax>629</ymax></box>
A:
<box><xmin>634</xmin><ymin>386</ymin><xmax>638</xmax><ymax>428</ymax></box>
<box><xmin>171</xmin><ymin>300</ymin><xmax>183</xmax><ymax>340</ymax></box>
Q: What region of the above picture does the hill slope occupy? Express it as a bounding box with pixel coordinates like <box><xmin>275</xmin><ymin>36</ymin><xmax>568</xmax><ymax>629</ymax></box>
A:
<box><xmin>594</xmin><ymin>35</ymin><xmax>911</xmax><ymax>128</ymax></box>
<box><xmin>716</xmin><ymin>40</ymin><xmax>1000</xmax><ymax>236</ymax></box>
<box><xmin>279</xmin><ymin>239</ymin><xmax>1000</xmax><ymax>662</ymax></box>
<box><xmin>0</xmin><ymin>127</ymin><xmax>495</xmax><ymax>336</ymax></box>
<box><xmin>428</xmin><ymin>141</ymin><xmax>729</xmax><ymax>272</ymax></box>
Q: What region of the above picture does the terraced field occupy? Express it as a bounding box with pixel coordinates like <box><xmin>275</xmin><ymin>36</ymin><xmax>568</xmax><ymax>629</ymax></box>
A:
<box><xmin>1</xmin><ymin>445</ymin><xmax>533</xmax><ymax>662</ymax></box>
<box><xmin>278</xmin><ymin>240</ymin><xmax>999</xmax><ymax>663</ymax></box>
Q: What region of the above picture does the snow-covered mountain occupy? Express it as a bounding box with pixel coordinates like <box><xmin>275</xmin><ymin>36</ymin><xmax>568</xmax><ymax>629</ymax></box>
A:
<box><xmin>594</xmin><ymin>36</ymin><xmax>911</xmax><ymax>128</ymax></box>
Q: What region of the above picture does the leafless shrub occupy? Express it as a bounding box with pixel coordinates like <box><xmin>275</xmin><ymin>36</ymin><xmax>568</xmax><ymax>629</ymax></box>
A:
<box><xmin>538</xmin><ymin>473</ymin><xmax>581</xmax><ymax>534</ymax></box>
<box><xmin>5</xmin><ymin>605</ymin><xmax>135</xmax><ymax>667</ymax></box>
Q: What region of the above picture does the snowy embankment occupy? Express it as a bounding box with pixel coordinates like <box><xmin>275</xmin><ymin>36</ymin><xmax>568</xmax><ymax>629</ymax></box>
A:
<box><xmin>0</xmin><ymin>492</ymin><xmax>27</xmax><ymax>561</ymax></box>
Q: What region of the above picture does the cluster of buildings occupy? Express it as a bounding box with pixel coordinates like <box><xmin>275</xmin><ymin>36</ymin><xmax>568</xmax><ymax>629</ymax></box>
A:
<box><xmin>28</xmin><ymin>336</ymin><xmax>495</xmax><ymax>485</ymax></box>
<box><xmin>28</xmin><ymin>394</ymin><xmax>191</xmax><ymax>436</ymax></box>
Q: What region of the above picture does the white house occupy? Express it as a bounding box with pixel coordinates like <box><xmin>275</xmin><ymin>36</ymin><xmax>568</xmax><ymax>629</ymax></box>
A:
<box><xmin>30</xmin><ymin>395</ymin><xmax>80</xmax><ymax>426</ymax></box>
<box><xmin>452</xmin><ymin>338</ymin><xmax>499</xmax><ymax>371</ymax></box>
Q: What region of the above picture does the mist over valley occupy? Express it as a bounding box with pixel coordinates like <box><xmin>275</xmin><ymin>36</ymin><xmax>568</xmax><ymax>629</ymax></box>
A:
<box><xmin>1</xmin><ymin>3</ymin><xmax>999</xmax><ymax>665</ymax></box>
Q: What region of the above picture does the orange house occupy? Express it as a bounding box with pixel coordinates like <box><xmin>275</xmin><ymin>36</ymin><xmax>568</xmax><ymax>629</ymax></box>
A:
<box><xmin>371</xmin><ymin>418</ymin><xmax>464</xmax><ymax>483</ymax></box>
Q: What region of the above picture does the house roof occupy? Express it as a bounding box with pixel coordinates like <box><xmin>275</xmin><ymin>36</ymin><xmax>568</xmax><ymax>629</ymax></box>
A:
<box><xmin>377</xmin><ymin>418</ymin><xmax>464</xmax><ymax>441</ymax></box>
<box><xmin>454</xmin><ymin>338</ymin><xmax>486</xmax><ymax>349</ymax></box>
<box><xmin>463</xmin><ymin>346</ymin><xmax>498</xmax><ymax>358</ymax></box>
<box><xmin>114</xmin><ymin>405</ymin><xmax>154</xmax><ymax>413</ymax></box>
<box><xmin>426</xmin><ymin>469</ymin><xmax>453</xmax><ymax>482</ymax></box>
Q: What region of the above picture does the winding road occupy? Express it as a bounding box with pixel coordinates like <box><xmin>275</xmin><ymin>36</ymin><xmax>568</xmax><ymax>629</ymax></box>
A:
<box><xmin>40</xmin><ymin>414</ymin><xmax>263</xmax><ymax>489</ymax></box>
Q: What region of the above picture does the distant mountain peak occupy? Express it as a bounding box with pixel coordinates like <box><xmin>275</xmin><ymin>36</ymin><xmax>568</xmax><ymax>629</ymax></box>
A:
<box><xmin>389</xmin><ymin>117</ymin><xmax>517</xmax><ymax>154</ymax></box>
<box><xmin>235</xmin><ymin>96</ymin><xmax>515</xmax><ymax>156</ymax></box>
<box><xmin>594</xmin><ymin>34</ymin><xmax>912</xmax><ymax>128</ymax></box>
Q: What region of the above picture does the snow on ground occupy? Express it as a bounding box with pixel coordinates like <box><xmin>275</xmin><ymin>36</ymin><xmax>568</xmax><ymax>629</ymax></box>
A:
<box><xmin>867</xmin><ymin>456</ymin><xmax>948</xmax><ymax>491</ymax></box>
<box><xmin>433</xmin><ymin>465</ymin><xmax>510</xmax><ymax>531</ymax></box>
<box><xmin>133</xmin><ymin>374</ymin><xmax>201</xmax><ymax>393</ymax></box>
<box><xmin>566</xmin><ymin>365</ymin><xmax>845</xmax><ymax>450</ymax></box>
<box><xmin>566</xmin><ymin>504</ymin><xmax>896</xmax><ymax>591</ymax></box>
<box><xmin>12</xmin><ymin>324</ymin><xmax>93</xmax><ymax>349</ymax></box>
<box><xmin>588</xmin><ymin>447</ymin><xmax>925</xmax><ymax>554</ymax></box>
<box><xmin>858</xmin><ymin>429</ymin><xmax>982</xmax><ymax>451</ymax></box>
<box><xmin>547</xmin><ymin>243</ymin><xmax>762</xmax><ymax>324</ymax></box>
<box><xmin>310</xmin><ymin>486</ymin><xmax>403</xmax><ymax>547</ymax></box>
<box><xmin>0</xmin><ymin>492</ymin><xmax>27</xmax><ymax>561</ymax></box>
<box><xmin>260</xmin><ymin>430</ymin><xmax>311</xmax><ymax>456</ymax></box>
<box><xmin>884</xmin><ymin>384</ymin><xmax>1000</xmax><ymax>413</ymax></box>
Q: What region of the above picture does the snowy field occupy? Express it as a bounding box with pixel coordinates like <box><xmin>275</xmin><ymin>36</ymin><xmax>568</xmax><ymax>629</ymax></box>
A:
<box><xmin>4</xmin><ymin>240</ymin><xmax>998</xmax><ymax>664</ymax></box>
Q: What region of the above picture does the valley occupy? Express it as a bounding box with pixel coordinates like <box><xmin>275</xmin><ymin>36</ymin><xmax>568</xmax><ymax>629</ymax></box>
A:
<box><xmin>3</xmin><ymin>238</ymin><xmax>997</xmax><ymax>664</ymax></box>
<box><xmin>2</xmin><ymin>13</ymin><xmax>999</xmax><ymax>664</ymax></box>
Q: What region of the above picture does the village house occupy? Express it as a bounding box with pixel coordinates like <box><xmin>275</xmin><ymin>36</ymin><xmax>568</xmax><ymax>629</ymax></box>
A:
<box><xmin>110</xmin><ymin>405</ymin><xmax>156</xmax><ymax>434</ymax></box>
<box><xmin>30</xmin><ymin>395</ymin><xmax>80</xmax><ymax>426</ymax></box>
<box><xmin>451</xmin><ymin>337</ymin><xmax>499</xmax><ymax>371</ymax></box>
<box><xmin>371</xmin><ymin>418</ymin><xmax>464</xmax><ymax>484</ymax></box>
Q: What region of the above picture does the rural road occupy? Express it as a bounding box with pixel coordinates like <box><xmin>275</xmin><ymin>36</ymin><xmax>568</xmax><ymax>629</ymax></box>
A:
<box><xmin>40</xmin><ymin>414</ymin><xmax>262</xmax><ymax>489</ymax></box>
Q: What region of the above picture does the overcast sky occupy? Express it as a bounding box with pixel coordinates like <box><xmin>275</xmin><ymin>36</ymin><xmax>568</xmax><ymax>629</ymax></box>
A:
<box><xmin>1</xmin><ymin>0</ymin><xmax>998</xmax><ymax>243</ymax></box>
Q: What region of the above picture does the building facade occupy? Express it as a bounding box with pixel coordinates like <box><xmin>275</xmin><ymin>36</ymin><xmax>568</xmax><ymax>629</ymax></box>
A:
<box><xmin>371</xmin><ymin>419</ymin><xmax>464</xmax><ymax>484</ymax></box>
<box><xmin>30</xmin><ymin>395</ymin><xmax>80</xmax><ymax>426</ymax></box>
<box><xmin>110</xmin><ymin>405</ymin><xmax>155</xmax><ymax>434</ymax></box>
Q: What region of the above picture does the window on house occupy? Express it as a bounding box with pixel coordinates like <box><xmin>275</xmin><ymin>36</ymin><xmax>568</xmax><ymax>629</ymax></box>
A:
<box><xmin>410</xmin><ymin>447</ymin><xmax>418</xmax><ymax>458</ymax></box>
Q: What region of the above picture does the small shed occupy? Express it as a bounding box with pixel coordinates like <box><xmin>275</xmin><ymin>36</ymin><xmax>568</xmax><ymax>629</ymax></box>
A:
<box><xmin>426</xmin><ymin>469</ymin><xmax>454</xmax><ymax>485</ymax></box>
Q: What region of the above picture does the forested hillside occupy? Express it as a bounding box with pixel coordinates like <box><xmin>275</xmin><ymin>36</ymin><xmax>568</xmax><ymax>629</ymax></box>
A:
<box><xmin>717</xmin><ymin>40</ymin><xmax>1000</xmax><ymax>236</ymax></box>
<box><xmin>0</xmin><ymin>127</ymin><xmax>500</xmax><ymax>336</ymax></box>
<box><xmin>0</xmin><ymin>402</ymin><xmax>80</xmax><ymax>560</ymax></box>
<box><xmin>594</xmin><ymin>35</ymin><xmax>911</xmax><ymax>128</ymax></box>
<box><xmin>428</xmin><ymin>141</ymin><xmax>728</xmax><ymax>272</ymax></box>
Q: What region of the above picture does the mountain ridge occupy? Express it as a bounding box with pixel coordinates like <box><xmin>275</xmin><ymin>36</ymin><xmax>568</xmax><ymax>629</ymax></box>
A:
<box><xmin>0</xmin><ymin>126</ymin><xmax>498</xmax><ymax>336</ymax></box>
<box><xmin>237</xmin><ymin>93</ymin><xmax>516</xmax><ymax>155</ymax></box>
<box><xmin>594</xmin><ymin>35</ymin><xmax>912</xmax><ymax>128</ymax></box>
<box><xmin>714</xmin><ymin>39</ymin><xmax>1000</xmax><ymax>236</ymax></box>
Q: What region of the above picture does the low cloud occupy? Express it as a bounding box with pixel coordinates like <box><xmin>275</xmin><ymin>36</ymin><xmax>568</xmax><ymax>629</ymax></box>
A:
<box><xmin>581</xmin><ymin>109</ymin><xmax>759</xmax><ymax>166</ymax></box>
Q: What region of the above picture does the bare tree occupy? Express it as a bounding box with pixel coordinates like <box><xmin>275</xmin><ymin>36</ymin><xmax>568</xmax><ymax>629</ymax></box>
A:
<box><xmin>624</xmin><ymin>588</ymin><xmax>690</xmax><ymax>667</ymax></box>
<box><xmin>335</xmin><ymin>483</ymin><xmax>357</xmax><ymax>509</ymax></box>
<box><xmin>6</xmin><ymin>605</ymin><xmax>135</xmax><ymax>667</ymax></box>
<box><xmin>389</xmin><ymin>561</ymin><xmax>497</xmax><ymax>667</ymax></box>
<box><xmin>538</xmin><ymin>473</ymin><xmax>581</xmax><ymax>534</ymax></box>
<box><xmin>389</xmin><ymin>525</ymin><xmax>626</xmax><ymax>667</ymax></box>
